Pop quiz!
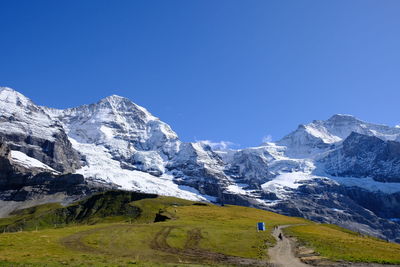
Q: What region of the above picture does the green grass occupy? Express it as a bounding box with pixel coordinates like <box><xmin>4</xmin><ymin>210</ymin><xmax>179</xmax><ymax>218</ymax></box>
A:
<box><xmin>0</xmin><ymin>192</ymin><xmax>307</xmax><ymax>266</ymax></box>
<box><xmin>285</xmin><ymin>223</ymin><xmax>400</xmax><ymax>264</ymax></box>
<box><xmin>0</xmin><ymin>191</ymin><xmax>155</xmax><ymax>232</ymax></box>
<box><xmin>0</xmin><ymin>222</ymin><xmax>226</xmax><ymax>266</ymax></box>
<box><xmin>2</xmin><ymin>191</ymin><xmax>400</xmax><ymax>266</ymax></box>
<box><xmin>169</xmin><ymin>204</ymin><xmax>304</xmax><ymax>258</ymax></box>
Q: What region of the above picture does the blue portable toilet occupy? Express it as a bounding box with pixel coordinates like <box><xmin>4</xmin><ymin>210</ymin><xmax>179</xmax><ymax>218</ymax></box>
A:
<box><xmin>257</xmin><ymin>222</ymin><xmax>265</xmax><ymax>231</ymax></box>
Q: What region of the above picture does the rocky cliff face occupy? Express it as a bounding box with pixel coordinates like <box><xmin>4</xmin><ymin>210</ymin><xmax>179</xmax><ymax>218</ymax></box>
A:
<box><xmin>0</xmin><ymin>87</ymin><xmax>81</xmax><ymax>173</ymax></box>
<box><xmin>272</xmin><ymin>179</ymin><xmax>400</xmax><ymax>242</ymax></box>
<box><xmin>223</xmin><ymin>146</ymin><xmax>273</xmax><ymax>187</ymax></box>
<box><xmin>0</xmin><ymin>136</ymin><xmax>111</xmax><ymax>217</ymax></box>
<box><xmin>0</xmin><ymin>138</ymin><xmax>18</xmax><ymax>188</ymax></box>
<box><xmin>1</xmin><ymin>87</ymin><xmax>400</xmax><ymax>242</ymax></box>
<box><xmin>321</xmin><ymin>132</ymin><xmax>400</xmax><ymax>182</ymax></box>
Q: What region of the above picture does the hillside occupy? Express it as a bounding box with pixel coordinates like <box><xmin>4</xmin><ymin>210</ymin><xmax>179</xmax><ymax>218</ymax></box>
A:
<box><xmin>285</xmin><ymin>224</ymin><xmax>400</xmax><ymax>265</ymax></box>
<box><xmin>1</xmin><ymin>191</ymin><xmax>400</xmax><ymax>266</ymax></box>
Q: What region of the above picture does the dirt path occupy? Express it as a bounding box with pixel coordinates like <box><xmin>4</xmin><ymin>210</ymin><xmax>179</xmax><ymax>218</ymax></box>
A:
<box><xmin>61</xmin><ymin>224</ymin><xmax>271</xmax><ymax>266</ymax></box>
<box><xmin>268</xmin><ymin>225</ymin><xmax>309</xmax><ymax>267</ymax></box>
<box><xmin>60</xmin><ymin>224</ymin><xmax>129</xmax><ymax>255</ymax></box>
<box><xmin>151</xmin><ymin>226</ymin><xmax>270</xmax><ymax>266</ymax></box>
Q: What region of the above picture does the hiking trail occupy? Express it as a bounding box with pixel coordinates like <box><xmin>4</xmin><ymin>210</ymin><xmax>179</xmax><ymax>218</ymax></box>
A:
<box><xmin>269</xmin><ymin>225</ymin><xmax>309</xmax><ymax>267</ymax></box>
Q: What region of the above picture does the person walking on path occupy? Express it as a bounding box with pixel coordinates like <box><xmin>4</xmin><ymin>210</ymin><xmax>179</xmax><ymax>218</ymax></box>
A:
<box><xmin>269</xmin><ymin>225</ymin><xmax>309</xmax><ymax>267</ymax></box>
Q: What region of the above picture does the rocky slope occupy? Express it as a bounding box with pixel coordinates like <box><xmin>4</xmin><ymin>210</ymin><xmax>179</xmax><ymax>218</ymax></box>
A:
<box><xmin>1</xmin><ymin>87</ymin><xmax>400</xmax><ymax>242</ymax></box>
<box><xmin>0</xmin><ymin>135</ymin><xmax>111</xmax><ymax>217</ymax></box>
<box><xmin>0</xmin><ymin>88</ymin><xmax>81</xmax><ymax>172</ymax></box>
<box><xmin>321</xmin><ymin>132</ymin><xmax>400</xmax><ymax>182</ymax></box>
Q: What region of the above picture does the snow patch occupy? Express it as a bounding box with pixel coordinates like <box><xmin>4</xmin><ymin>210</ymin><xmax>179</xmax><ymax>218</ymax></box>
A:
<box><xmin>69</xmin><ymin>138</ymin><xmax>211</xmax><ymax>201</ymax></box>
<box><xmin>304</xmin><ymin>124</ymin><xmax>341</xmax><ymax>144</ymax></box>
<box><xmin>329</xmin><ymin>176</ymin><xmax>400</xmax><ymax>194</ymax></box>
<box><xmin>261</xmin><ymin>172</ymin><xmax>315</xmax><ymax>198</ymax></box>
<box><xmin>197</xmin><ymin>140</ymin><xmax>236</xmax><ymax>151</ymax></box>
<box><xmin>226</xmin><ymin>184</ymin><xmax>248</xmax><ymax>195</ymax></box>
<box><xmin>10</xmin><ymin>150</ymin><xmax>58</xmax><ymax>173</ymax></box>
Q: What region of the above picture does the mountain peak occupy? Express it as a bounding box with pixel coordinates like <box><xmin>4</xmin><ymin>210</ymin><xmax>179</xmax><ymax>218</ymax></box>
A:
<box><xmin>0</xmin><ymin>86</ymin><xmax>26</xmax><ymax>98</ymax></box>
<box><xmin>0</xmin><ymin>87</ymin><xmax>32</xmax><ymax>107</ymax></box>
<box><xmin>97</xmin><ymin>94</ymin><xmax>157</xmax><ymax>122</ymax></box>
<box><xmin>0</xmin><ymin>86</ymin><xmax>15</xmax><ymax>92</ymax></box>
<box><xmin>327</xmin><ymin>114</ymin><xmax>359</xmax><ymax>123</ymax></box>
<box><xmin>330</xmin><ymin>113</ymin><xmax>355</xmax><ymax>118</ymax></box>
<box><xmin>103</xmin><ymin>94</ymin><xmax>127</xmax><ymax>101</ymax></box>
<box><xmin>99</xmin><ymin>94</ymin><xmax>132</xmax><ymax>106</ymax></box>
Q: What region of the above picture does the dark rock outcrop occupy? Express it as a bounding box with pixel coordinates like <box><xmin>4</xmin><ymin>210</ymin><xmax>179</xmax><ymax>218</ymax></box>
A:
<box><xmin>0</xmin><ymin>138</ymin><xmax>115</xmax><ymax>214</ymax></box>
<box><xmin>1</xmin><ymin>129</ymin><xmax>81</xmax><ymax>174</ymax></box>
<box><xmin>268</xmin><ymin>179</ymin><xmax>400</xmax><ymax>242</ymax></box>
<box><xmin>322</xmin><ymin>132</ymin><xmax>400</xmax><ymax>182</ymax></box>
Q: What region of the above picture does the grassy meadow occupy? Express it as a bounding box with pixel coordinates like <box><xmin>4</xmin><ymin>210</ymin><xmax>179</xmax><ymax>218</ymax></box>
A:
<box><xmin>285</xmin><ymin>224</ymin><xmax>400</xmax><ymax>264</ymax></box>
<box><xmin>0</xmin><ymin>192</ymin><xmax>305</xmax><ymax>266</ymax></box>
<box><xmin>1</xmin><ymin>191</ymin><xmax>400</xmax><ymax>266</ymax></box>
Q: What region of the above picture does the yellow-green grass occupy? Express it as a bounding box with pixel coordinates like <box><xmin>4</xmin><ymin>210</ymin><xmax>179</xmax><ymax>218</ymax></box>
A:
<box><xmin>0</xmin><ymin>222</ymin><xmax>231</xmax><ymax>266</ymax></box>
<box><xmin>80</xmin><ymin>202</ymin><xmax>306</xmax><ymax>261</ymax></box>
<box><xmin>0</xmin><ymin>203</ymin><xmax>64</xmax><ymax>230</ymax></box>
<box><xmin>167</xmin><ymin>204</ymin><xmax>306</xmax><ymax>258</ymax></box>
<box><xmin>285</xmin><ymin>224</ymin><xmax>400</xmax><ymax>264</ymax></box>
<box><xmin>0</xmin><ymin>195</ymin><xmax>306</xmax><ymax>266</ymax></box>
<box><xmin>0</xmin><ymin>224</ymin><xmax>165</xmax><ymax>267</ymax></box>
<box><xmin>4</xmin><ymin>193</ymin><xmax>400</xmax><ymax>266</ymax></box>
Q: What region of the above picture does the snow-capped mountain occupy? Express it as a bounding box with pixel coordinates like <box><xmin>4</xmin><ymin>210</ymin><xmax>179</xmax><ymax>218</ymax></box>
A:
<box><xmin>1</xmin><ymin>86</ymin><xmax>400</xmax><ymax>242</ymax></box>
<box><xmin>0</xmin><ymin>88</ymin><xmax>81</xmax><ymax>172</ymax></box>
<box><xmin>278</xmin><ymin>114</ymin><xmax>400</xmax><ymax>158</ymax></box>
<box><xmin>46</xmin><ymin>94</ymin><xmax>180</xmax><ymax>177</ymax></box>
<box><xmin>45</xmin><ymin>93</ymin><xmax>226</xmax><ymax>201</ymax></box>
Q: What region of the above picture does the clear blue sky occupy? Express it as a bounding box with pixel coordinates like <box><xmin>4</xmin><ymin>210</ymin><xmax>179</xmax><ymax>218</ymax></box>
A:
<box><xmin>1</xmin><ymin>0</ymin><xmax>400</xmax><ymax>147</ymax></box>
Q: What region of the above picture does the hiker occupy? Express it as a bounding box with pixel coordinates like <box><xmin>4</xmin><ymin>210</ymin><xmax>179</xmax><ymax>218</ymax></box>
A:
<box><xmin>278</xmin><ymin>233</ymin><xmax>283</xmax><ymax>240</ymax></box>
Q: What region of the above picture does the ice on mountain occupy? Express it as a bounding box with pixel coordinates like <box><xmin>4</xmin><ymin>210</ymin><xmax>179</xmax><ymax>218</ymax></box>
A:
<box><xmin>10</xmin><ymin>150</ymin><xmax>59</xmax><ymax>174</ymax></box>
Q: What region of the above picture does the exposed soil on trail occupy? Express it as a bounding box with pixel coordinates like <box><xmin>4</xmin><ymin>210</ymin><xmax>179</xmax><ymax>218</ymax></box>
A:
<box><xmin>271</xmin><ymin>225</ymin><xmax>400</xmax><ymax>267</ymax></box>
<box><xmin>150</xmin><ymin>226</ymin><xmax>270</xmax><ymax>266</ymax></box>
<box><xmin>268</xmin><ymin>225</ymin><xmax>309</xmax><ymax>267</ymax></box>
<box><xmin>61</xmin><ymin>224</ymin><xmax>400</xmax><ymax>266</ymax></box>
<box><xmin>61</xmin><ymin>227</ymin><xmax>111</xmax><ymax>255</ymax></box>
<box><xmin>61</xmin><ymin>224</ymin><xmax>272</xmax><ymax>266</ymax></box>
<box><xmin>184</xmin><ymin>228</ymin><xmax>202</xmax><ymax>249</ymax></box>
